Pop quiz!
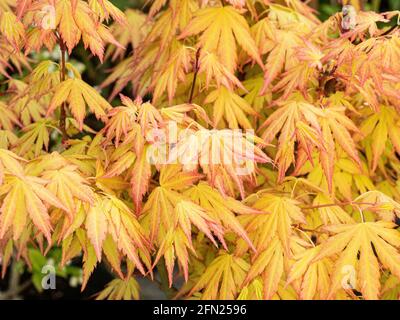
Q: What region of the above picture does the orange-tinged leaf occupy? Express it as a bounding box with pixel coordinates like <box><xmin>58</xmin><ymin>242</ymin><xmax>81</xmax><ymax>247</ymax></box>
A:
<box><xmin>130</xmin><ymin>146</ymin><xmax>151</xmax><ymax>214</ymax></box>
<box><xmin>189</xmin><ymin>252</ymin><xmax>249</xmax><ymax>299</ymax></box>
<box><xmin>48</xmin><ymin>78</ymin><xmax>112</xmax><ymax>129</ymax></box>
<box><xmin>86</xmin><ymin>196</ymin><xmax>108</xmax><ymax>261</ymax></box>
<box><xmin>179</xmin><ymin>6</ymin><xmax>262</xmax><ymax>72</ymax></box>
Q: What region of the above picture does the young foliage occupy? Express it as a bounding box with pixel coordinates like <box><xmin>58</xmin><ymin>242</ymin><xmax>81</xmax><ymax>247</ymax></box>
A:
<box><xmin>1</xmin><ymin>0</ymin><xmax>400</xmax><ymax>301</ymax></box>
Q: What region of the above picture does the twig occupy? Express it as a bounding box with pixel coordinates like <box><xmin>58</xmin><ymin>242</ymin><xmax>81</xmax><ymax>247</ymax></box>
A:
<box><xmin>59</xmin><ymin>39</ymin><xmax>69</xmax><ymax>141</ymax></box>
<box><xmin>188</xmin><ymin>48</ymin><xmax>200</xmax><ymax>104</ymax></box>
<box><xmin>0</xmin><ymin>259</ymin><xmax>31</xmax><ymax>300</ymax></box>
<box><xmin>301</xmin><ymin>201</ymin><xmax>376</xmax><ymax>210</ymax></box>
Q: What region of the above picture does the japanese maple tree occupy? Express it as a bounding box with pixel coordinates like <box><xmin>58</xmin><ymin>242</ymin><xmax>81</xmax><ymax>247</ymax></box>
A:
<box><xmin>0</xmin><ymin>0</ymin><xmax>400</xmax><ymax>300</ymax></box>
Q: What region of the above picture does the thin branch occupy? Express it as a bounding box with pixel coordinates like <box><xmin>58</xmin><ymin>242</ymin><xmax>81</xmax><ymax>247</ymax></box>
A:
<box><xmin>0</xmin><ymin>259</ymin><xmax>31</xmax><ymax>300</ymax></box>
<box><xmin>58</xmin><ymin>39</ymin><xmax>69</xmax><ymax>141</ymax></box>
<box><xmin>301</xmin><ymin>201</ymin><xmax>377</xmax><ymax>210</ymax></box>
<box><xmin>188</xmin><ymin>48</ymin><xmax>200</xmax><ymax>104</ymax></box>
<box><xmin>381</xmin><ymin>24</ymin><xmax>399</xmax><ymax>37</ymax></box>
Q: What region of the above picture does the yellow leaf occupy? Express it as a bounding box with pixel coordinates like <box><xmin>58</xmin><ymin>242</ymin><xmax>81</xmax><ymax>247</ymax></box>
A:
<box><xmin>179</xmin><ymin>6</ymin><xmax>262</xmax><ymax>72</ymax></box>
<box><xmin>48</xmin><ymin>78</ymin><xmax>112</xmax><ymax>129</ymax></box>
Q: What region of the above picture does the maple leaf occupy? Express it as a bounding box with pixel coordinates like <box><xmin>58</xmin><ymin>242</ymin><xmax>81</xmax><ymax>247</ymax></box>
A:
<box><xmin>0</xmin><ymin>149</ymin><xmax>26</xmax><ymax>183</ymax></box>
<box><xmin>185</xmin><ymin>182</ymin><xmax>257</xmax><ymax>251</ymax></box>
<box><xmin>198</xmin><ymin>52</ymin><xmax>245</xmax><ymax>91</ymax></box>
<box><xmin>90</xmin><ymin>0</ymin><xmax>127</xmax><ymax>25</ymax></box>
<box><xmin>150</xmin><ymin>41</ymin><xmax>192</xmax><ymax>103</ymax></box>
<box><xmin>149</xmin><ymin>198</ymin><xmax>226</xmax><ymax>287</ymax></box>
<box><xmin>15</xmin><ymin>120</ymin><xmax>54</xmax><ymax>158</ymax></box>
<box><xmin>152</xmin><ymin>197</ymin><xmax>228</xmax><ymax>287</ymax></box>
<box><xmin>142</xmin><ymin>166</ymin><xmax>226</xmax><ymax>285</ymax></box>
<box><xmin>48</xmin><ymin>78</ymin><xmax>112</xmax><ymax>129</ymax></box>
<box><xmin>240</xmin><ymin>75</ymin><xmax>271</xmax><ymax>113</ymax></box>
<box><xmin>56</xmin><ymin>0</ymin><xmax>81</xmax><ymax>52</ymax></box>
<box><xmin>106</xmin><ymin>9</ymin><xmax>149</xmax><ymax>62</ymax></box>
<box><xmin>260</xmin><ymin>29</ymin><xmax>302</xmax><ymax>94</ymax></box>
<box><xmin>268</xmin><ymin>3</ymin><xmax>318</xmax><ymax>31</ymax></box>
<box><xmin>0</xmin><ymin>130</ymin><xmax>18</xmax><ymax>150</ymax></box>
<box><xmin>243</xmin><ymin>193</ymin><xmax>306</xmax><ymax>253</ymax></box>
<box><xmin>174</xmin><ymin>200</ymin><xmax>226</xmax><ymax>249</ymax></box>
<box><xmin>84</xmin><ymin>194</ymin><xmax>150</xmax><ymax>274</ymax></box>
<box><xmin>189</xmin><ymin>252</ymin><xmax>249</xmax><ymax>300</ymax></box>
<box><xmin>21</xmin><ymin>0</ymin><xmax>123</xmax><ymax>59</ymax></box>
<box><xmin>342</xmin><ymin>11</ymin><xmax>389</xmax><ymax>41</ymax></box>
<box><xmin>75</xmin><ymin>229</ymin><xmax>98</xmax><ymax>290</ymax></box>
<box><xmin>243</xmin><ymin>237</ymin><xmax>285</xmax><ymax>299</ymax></box>
<box><xmin>0</xmin><ymin>11</ymin><xmax>25</xmax><ymax>49</ymax></box>
<box><xmin>102</xmin><ymin>96</ymin><xmax>138</xmax><ymax>147</ymax></box>
<box><xmin>360</xmin><ymin>105</ymin><xmax>400</xmax><ymax>172</ymax></box>
<box><xmin>287</xmin><ymin>245</ymin><xmax>332</xmax><ymax>300</ymax></box>
<box><xmin>171</xmin><ymin>127</ymin><xmax>270</xmax><ymax>198</ymax></box>
<box><xmin>130</xmin><ymin>146</ymin><xmax>152</xmax><ymax>214</ymax></box>
<box><xmin>86</xmin><ymin>196</ymin><xmax>108</xmax><ymax>261</ymax></box>
<box><xmin>313</xmin><ymin>193</ymin><xmax>354</xmax><ymax>225</ymax></box>
<box><xmin>0</xmin><ymin>175</ymin><xmax>67</xmax><ymax>242</ymax></box>
<box><xmin>318</xmin><ymin>106</ymin><xmax>361</xmax><ymax>191</ymax></box>
<box><xmin>353</xmin><ymin>191</ymin><xmax>400</xmax><ymax>222</ymax></box>
<box><xmin>205</xmin><ymin>86</ymin><xmax>258</xmax><ymax>129</ymax></box>
<box><xmin>259</xmin><ymin>98</ymin><xmax>324</xmax><ymax>182</ymax></box>
<box><xmin>0</xmin><ymin>101</ymin><xmax>22</xmax><ymax>131</ymax></box>
<box><xmin>96</xmin><ymin>278</ymin><xmax>140</xmax><ymax>300</ymax></box>
<box><xmin>40</xmin><ymin>156</ymin><xmax>95</xmax><ymax>217</ymax></box>
<box><xmin>179</xmin><ymin>6</ymin><xmax>263</xmax><ymax>72</ymax></box>
<box><xmin>315</xmin><ymin>221</ymin><xmax>400</xmax><ymax>300</ymax></box>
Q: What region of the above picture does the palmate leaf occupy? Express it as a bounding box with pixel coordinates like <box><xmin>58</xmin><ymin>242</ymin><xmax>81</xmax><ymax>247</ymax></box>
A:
<box><xmin>0</xmin><ymin>101</ymin><xmax>21</xmax><ymax>131</ymax></box>
<box><xmin>260</xmin><ymin>97</ymin><xmax>360</xmax><ymax>190</ymax></box>
<box><xmin>243</xmin><ymin>237</ymin><xmax>285</xmax><ymax>299</ymax></box>
<box><xmin>0</xmin><ymin>149</ymin><xmax>26</xmax><ymax>183</ymax></box>
<box><xmin>199</xmin><ymin>52</ymin><xmax>245</xmax><ymax>91</ymax></box>
<box><xmin>287</xmin><ymin>245</ymin><xmax>332</xmax><ymax>300</ymax></box>
<box><xmin>314</xmin><ymin>221</ymin><xmax>400</xmax><ymax>300</ymax></box>
<box><xmin>0</xmin><ymin>11</ymin><xmax>25</xmax><ymax>49</ymax></box>
<box><xmin>318</xmin><ymin>106</ymin><xmax>361</xmax><ymax>192</ymax></box>
<box><xmin>239</xmin><ymin>193</ymin><xmax>307</xmax><ymax>299</ymax></box>
<box><xmin>105</xmin><ymin>9</ymin><xmax>150</xmax><ymax>62</ymax></box>
<box><xmin>360</xmin><ymin>105</ymin><xmax>400</xmax><ymax>172</ymax></box>
<box><xmin>152</xmin><ymin>197</ymin><xmax>228</xmax><ymax>287</ymax></box>
<box><xmin>142</xmin><ymin>165</ymin><xmax>226</xmax><ymax>285</ymax></box>
<box><xmin>96</xmin><ymin>277</ymin><xmax>140</xmax><ymax>300</ymax></box>
<box><xmin>83</xmin><ymin>194</ymin><xmax>151</xmax><ymax>275</ymax></box>
<box><xmin>15</xmin><ymin>119</ymin><xmax>55</xmax><ymax>158</ymax></box>
<box><xmin>260</xmin><ymin>98</ymin><xmax>324</xmax><ymax>182</ymax></box>
<box><xmin>185</xmin><ymin>182</ymin><xmax>257</xmax><ymax>251</ymax></box>
<box><xmin>205</xmin><ymin>86</ymin><xmax>258</xmax><ymax>129</ymax></box>
<box><xmin>313</xmin><ymin>193</ymin><xmax>354</xmax><ymax>225</ymax></box>
<box><xmin>171</xmin><ymin>127</ymin><xmax>271</xmax><ymax>198</ymax></box>
<box><xmin>189</xmin><ymin>252</ymin><xmax>249</xmax><ymax>300</ymax></box>
<box><xmin>149</xmin><ymin>197</ymin><xmax>227</xmax><ymax>287</ymax></box>
<box><xmin>102</xmin><ymin>96</ymin><xmax>139</xmax><ymax>147</ymax></box>
<box><xmin>0</xmin><ymin>175</ymin><xmax>67</xmax><ymax>242</ymax></box>
<box><xmin>179</xmin><ymin>5</ymin><xmax>263</xmax><ymax>73</ymax></box>
<box><xmin>260</xmin><ymin>30</ymin><xmax>302</xmax><ymax>94</ymax></box>
<box><xmin>151</xmin><ymin>41</ymin><xmax>192</xmax><ymax>103</ymax></box>
<box><xmin>48</xmin><ymin>78</ymin><xmax>112</xmax><ymax>129</ymax></box>
<box><xmin>21</xmin><ymin>0</ymin><xmax>124</xmax><ymax>59</ymax></box>
<box><xmin>43</xmin><ymin>164</ymin><xmax>94</xmax><ymax>216</ymax></box>
<box><xmin>243</xmin><ymin>193</ymin><xmax>306</xmax><ymax>253</ymax></box>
